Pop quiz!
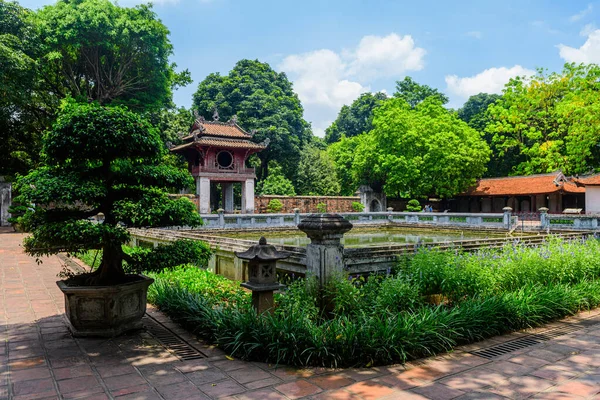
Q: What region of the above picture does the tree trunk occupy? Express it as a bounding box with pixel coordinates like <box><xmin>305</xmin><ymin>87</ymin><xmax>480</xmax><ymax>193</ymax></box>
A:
<box><xmin>88</xmin><ymin>241</ymin><xmax>126</xmax><ymax>286</ymax></box>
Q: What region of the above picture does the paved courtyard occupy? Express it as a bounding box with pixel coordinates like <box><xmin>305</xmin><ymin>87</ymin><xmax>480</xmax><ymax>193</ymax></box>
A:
<box><xmin>2</xmin><ymin>228</ymin><xmax>600</xmax><ymax>400</ymax></box>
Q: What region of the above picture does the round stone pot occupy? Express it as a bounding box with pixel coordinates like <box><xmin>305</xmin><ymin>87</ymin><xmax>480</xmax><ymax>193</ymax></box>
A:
<box><xmin>56</xmin><ymin>275</ymin><xmax>154</xmax><ymax>337</ymax></box>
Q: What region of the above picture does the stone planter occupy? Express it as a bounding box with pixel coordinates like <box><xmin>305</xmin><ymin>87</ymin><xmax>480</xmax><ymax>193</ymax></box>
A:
<box><xmin>57</xmin><ymin>275</ymin><xmax>154</xmax><ymax>337</ymax></box>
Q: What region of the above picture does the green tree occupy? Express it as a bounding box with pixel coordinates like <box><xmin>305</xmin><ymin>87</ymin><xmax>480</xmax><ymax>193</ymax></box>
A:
<box><xmin>394</xmin><ymin>77</ymin><xmax>449</xmax><ymax>108</ymax></box>
<box><xmin>487</xmin><ymin>64</ymin><xmax>600</xmax><ymax>175</ymax></box>
<box><xmin>0</xmin><ymin>0</ymin><xmax>43</xmax><ymax>177</ymax></box>
<box><xmin>457</xmin><ymin>93</ymin><xmax>515</xmax><ymax>177</ymax></box>
<box><xmin>324</xmin><ymin>92</ymin><xmax>387</xmax><ymax>144</ymax></box>
<box><xmin>296</xmin><ymin>145</ymin><xmax>341</xmax><ymax>196</ymax></box>
<box><xmin>16</xmin><ymin>102</ymin><xmax>202</xmax><ymax>285</ymax></box>
<box><xmin>36</xmin><ymin>0</ymin><xmax>187</xmax><ymax>112</ymax></box>
<box><xmin>192</xmin><ymin>59</ymin><xmax>312</xmax><ymax>181</ymax></box>
<box><xmin>353</xmin><ymin>98</ymin><xmax>489</xmax><ymax>199</ymax></box>
<box><xmin>256</xmin><ymin>163</ymin><xmax>296</xmax><ymax>196</ymax></box>
<box><xmin>327</xmin><ymin>135</ymin><xmax>368</xmax><ymax>195</ymax></box>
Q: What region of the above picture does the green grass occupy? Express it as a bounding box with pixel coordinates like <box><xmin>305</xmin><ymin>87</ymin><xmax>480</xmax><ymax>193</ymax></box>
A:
<box><xmin>144</xmin><ymin>236</ymin><xmax>600</xmax><ymax>368</ymax></box>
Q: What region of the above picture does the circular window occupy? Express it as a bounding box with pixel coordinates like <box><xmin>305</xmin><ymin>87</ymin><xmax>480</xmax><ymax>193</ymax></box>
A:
<box><xmin>216</xmin><ymin>151</ymin><xmax>234</xmax><ymax>168</ymax></box>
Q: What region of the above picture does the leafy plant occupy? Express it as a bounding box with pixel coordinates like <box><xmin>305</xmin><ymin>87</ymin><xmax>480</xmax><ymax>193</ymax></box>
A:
<box><xmin>257</xmin><ymin>163</ymin><xmax>296</xmax><ymax>196</ymax></box>
<box><xmin>351</xmin><ymin>202</ymin><xmax>365</xmax><ymax>212</ymax></box>
<box><xmin>266</xmin><ymin>199</ymin><xmax>283</xmax><ymax>213</ymax></box>
<box><xmin>16</xmin><ymin>102</ymin><xmax>203</xmax><ymax>286</ymax></box>
<box><xmin>316</xmin><ymin>202</ymin><xmax>327</xmax><ymax>213</ymax></box>
<box><xmin>405</xmin><ymin>199</ymin><xmax>421</xmax><ymax>212</ymax></box>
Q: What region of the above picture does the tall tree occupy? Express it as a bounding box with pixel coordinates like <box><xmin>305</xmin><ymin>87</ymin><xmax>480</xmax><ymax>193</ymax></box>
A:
<box><xmin>36</xmin><ymin>0</ymin><xmax>187</xmax><ymax>112</ymax></box>
<box><xmin>324</xmin><ymin>92</ymin><xmax>387</xmax><ymax>144</ymax></box>
<box><xmin>256</xmin><ymin>163</ymin><xmax>296</xmax><ymax>196</ymax></box>
<box><xmin>192</xmin><ymin>59</ymin><xmax>312</xmax><ymax>182</ymax></box>
<box><xmin>393</xmin><ymin>76</ymin><xmax>449</xmax><ymax>108</ymax></box>
<box><xmin>457</xmin><ymin>93</ymin><xmax>515</xmax><ymax>177</ymax></box>
<box><xmin>296</xmin><ymin>145</ymin><xmax>341</xmax><ymax>196</ymax></box>
<box><xmin>487</xmin><ymin>64</ymin><xmax>600</xmax><ymax>175</ymax></box>
<box><xmin>352</xmin><ymin>97</ymin><xmax>489</xmax><ymax>199</ymax></box>
<box><xmin>0</xmin><ymin>0</ymin><xmax>43</xmax><ymax>177</ymax></box>
<box><xmin>327</xmin><ymin>135</ymin><xmax>368</xmax><ymax>195</ymax></box>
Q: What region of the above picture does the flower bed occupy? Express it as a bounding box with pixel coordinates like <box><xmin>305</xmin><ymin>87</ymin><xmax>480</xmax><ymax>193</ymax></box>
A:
<box><xmin>136</xmin><ymin>238</ymin><xmax>600</xmax><ymax>367</ymax></box>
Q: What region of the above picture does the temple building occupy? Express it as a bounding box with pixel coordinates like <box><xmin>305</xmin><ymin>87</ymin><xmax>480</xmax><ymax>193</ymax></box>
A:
<box><xmin>170</xmin><ymin>112</ymin><xmax>267</xmax><ymax>214</ymax></box>
<box><xmin>450</xmin><ymin>172</ymin><xmax>585</xmax><ymax>213</ymax></box>
<box><xmin>574</xmin><ymin>174</ymin><xmax>600</xmax><ymax>214</ymax></box>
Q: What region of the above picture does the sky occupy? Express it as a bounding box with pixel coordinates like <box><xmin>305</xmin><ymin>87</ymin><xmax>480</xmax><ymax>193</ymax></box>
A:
<box><xmin>18</xmin><ymin>0</ymin><xmax>600</xmax><ymax>136</ymax></box>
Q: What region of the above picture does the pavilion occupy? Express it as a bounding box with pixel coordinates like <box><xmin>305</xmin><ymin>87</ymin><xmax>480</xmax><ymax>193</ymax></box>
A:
<box><xmin>170</xmin><ymin>112</ymin><xmax>267</xmax><ymax>214</ymax></box>
<box><xmin>450</xmin><ymin>172</ymin><xmax>585</xmax><ymax>214</ymax></box>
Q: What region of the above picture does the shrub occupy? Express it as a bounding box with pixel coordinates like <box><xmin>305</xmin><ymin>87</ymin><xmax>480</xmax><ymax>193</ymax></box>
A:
<box><xmin>266</xmin><ymin>199</ymin><xmax>283</xmax><ymax>213</ymax></box>
<box><xmin>145</xmin><ymin>237</ymin><xmax>600</xmax><ymax>368</ymax></box>
<box><xmin>405</xmin><ymin>199</ymin><xmax>421</xmax><ymax>212</ymax></box>
<box><xmin>126</xmin><ymin>240</ymin><xmax>212</xmax><ymax>273</ymax></box>
<box><xmin>316</xmin><ymin>202</ymin><xmax>327</xmax><ymax>213</ymax></box>
<box><xmin>351</xmin><ymin>202</ymin><xmax>365</xmax><ymax>212</ymax></box>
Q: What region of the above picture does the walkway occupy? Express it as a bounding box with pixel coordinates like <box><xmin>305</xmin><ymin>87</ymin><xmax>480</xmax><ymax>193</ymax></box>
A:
<box><xmin>1</xmin><ymin>228</ymin><xmax>600</xmax><ymax>400</ymax></box>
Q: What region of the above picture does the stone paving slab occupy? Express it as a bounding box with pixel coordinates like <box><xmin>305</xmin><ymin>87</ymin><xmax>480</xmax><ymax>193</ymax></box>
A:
<box><xmin>2</xmin><ymin>227</ymin><xmax>600</xmax><ymax>399</ymax></box>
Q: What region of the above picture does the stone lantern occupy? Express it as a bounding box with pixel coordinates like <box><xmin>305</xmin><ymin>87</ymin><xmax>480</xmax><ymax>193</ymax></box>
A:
<box><xmin>235</xmin><ymin>237</ymin><xmax>291</xmax><ymax>314</ymax></box>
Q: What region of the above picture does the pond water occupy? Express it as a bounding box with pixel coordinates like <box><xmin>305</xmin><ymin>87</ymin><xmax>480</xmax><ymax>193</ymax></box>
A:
<box><xmin>220</xmin><ymin>227</ymin><xmax>501</xmax><ymax>248</ymax></box>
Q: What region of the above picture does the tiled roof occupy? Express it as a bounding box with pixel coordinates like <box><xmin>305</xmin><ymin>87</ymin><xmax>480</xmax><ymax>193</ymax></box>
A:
<box><xmin>171</xmin><ymin>138</ymin><xmax>266</xmax><ymax>151</ymax></box>
<box><xmin>182</xmin><ymin>120</ymin><xmax>252</xmax><ymax>140</ymax></box>
<box><xmin>575</xmin><ymin>174</ymin><xmax>600</xmax><ymax>186</ymax></box>
<box><xmin>463</xmin><ymin>172</ymin><xmax>585</xmax><ymax>196</ymax></box>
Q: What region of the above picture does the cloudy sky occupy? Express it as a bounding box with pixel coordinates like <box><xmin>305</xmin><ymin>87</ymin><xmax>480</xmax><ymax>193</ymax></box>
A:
<box><xmin>19</xmin><ymin>0</ymin><xmax>600</xmax><ymax>136</ymax></box>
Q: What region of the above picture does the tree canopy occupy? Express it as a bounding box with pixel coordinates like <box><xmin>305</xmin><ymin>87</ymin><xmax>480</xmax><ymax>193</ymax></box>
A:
<box><xmin>351</xmin><ymin>98</ymin><xmax>489</xmax><ymax>199</ymax></box>
<box><xmin>256</xmin><ymin>163</ymin><xmax>296</xmax><ymax>196</ymax></box>
<box><xmin>487</xmin><ymin>64</ymin><xmax>600</xmax><ymax>176</ymax></box>
<box><xmin>296</xmin><ymin>145</ymin><xmax>341</xmax><ymax>196</ymax></box>
<box><xmin>16</xmin><ymin>102</ymin><xmax>202</xmax><ymax>285</ymax></box>
<box><xmin>324</xmin><ymin>92</ymin><xmax>387</xmax><ymax>144</ymax></box>
<box><xmin>192</xmin><ymin>59</ymin><xmax>312</xmax><ymax>182</ymax></box>
<box><xmin>393</xmin><ymin>76</ymin><xmax>449</xmax><ymax>108</ymax></box>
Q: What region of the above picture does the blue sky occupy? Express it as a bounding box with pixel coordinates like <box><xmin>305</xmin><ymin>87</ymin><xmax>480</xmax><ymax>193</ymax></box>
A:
<box><xmin>19</xmin><ymin>0</ymin><xmax>600</xmax><ymax>135</ymax></box>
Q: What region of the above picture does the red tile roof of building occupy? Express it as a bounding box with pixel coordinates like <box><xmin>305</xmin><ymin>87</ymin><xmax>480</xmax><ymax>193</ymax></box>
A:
<box><xmin>575</xmin><ymin>174</ymin><xmax>600</xmax><ymax>186</ymax></box>
<box><xmin>170</xmin><ymin>137</ymin><xmax>266</xmax><ymax>152</ymax></box>
<box><xmin>182</xmin><ymin>119</ymin><xmax>252</xmax><ymax>140</ymax></box>
<box><xmin>463</xmin><ymin>172</ymin><xmax>585</xmax><ymax>196</ymax></box>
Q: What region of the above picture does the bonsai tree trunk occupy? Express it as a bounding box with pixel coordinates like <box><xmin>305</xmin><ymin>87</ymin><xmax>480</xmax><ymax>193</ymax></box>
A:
<box><xmin>89</xmin><ymin>240</ymin><xmax>126</xmax><ymax>285</ymax></box>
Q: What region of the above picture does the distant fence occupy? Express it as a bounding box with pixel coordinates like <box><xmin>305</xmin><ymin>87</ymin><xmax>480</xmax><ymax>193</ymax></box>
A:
<box><xmin>254</xmin><ymin>195</ymin><xmax>360</xmax><ymax>214</ymax></box>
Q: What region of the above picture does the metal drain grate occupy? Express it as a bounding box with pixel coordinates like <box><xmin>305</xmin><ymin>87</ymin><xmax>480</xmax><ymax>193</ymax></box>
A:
<box><xmin>471</xmin><ymin>320</ymin><xmax>599</xmax><ymax>360</ymax></box>
<box><xmin>142</xmin><ymin>314</ymin><xmax>206</xmax><ymax>361</ymax></box>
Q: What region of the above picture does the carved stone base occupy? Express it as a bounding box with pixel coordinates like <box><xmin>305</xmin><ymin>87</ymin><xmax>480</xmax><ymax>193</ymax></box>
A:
<box><xmin>57</xmin><ymin>275</ymin><xmax>154</xmax><ymax>337</ymax></box>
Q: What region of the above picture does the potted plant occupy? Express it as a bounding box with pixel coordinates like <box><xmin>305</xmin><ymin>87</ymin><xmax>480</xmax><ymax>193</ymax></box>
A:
<box><xmin>16</xmin><ymin>102</ymin><xmax>204</xmax><ymax>337</ymax></box>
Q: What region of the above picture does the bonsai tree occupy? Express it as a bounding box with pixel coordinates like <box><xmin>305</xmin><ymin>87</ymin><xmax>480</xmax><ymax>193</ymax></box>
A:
<box><xmin>16</xmin><ymin>102</ymin><xmax>203</xmax><ymax>285</ymax></box>
<box><xmin>405</xmin><ymin>199</ymin><xmax>421</xmax><ymax>212</ymax></box>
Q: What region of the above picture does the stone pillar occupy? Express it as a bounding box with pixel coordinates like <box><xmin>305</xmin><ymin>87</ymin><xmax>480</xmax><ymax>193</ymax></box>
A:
<box><xmin>503</xmin><ymin>207</ymin><xmax>513</xmax><ymax>230</ymax></box>
<box><xmin>222</xmin><ymin>183</ymin><xmax>234</xmax><ymax>213</ymax></box>
<box><xmin>217</xmin><ymin>208</ymin><xmax>225</xmax><ymax>228</ymax></box>
<box><xmin>0</xmin><ymin>180</ymin><xmax>11</xmax><ymax>227</ymax></box>
<box><xmin>241</xmin><ymin>178</ymin><xmax>255</xmax><ymax>214</ymax></box>
<box><xmin>297</xmin><ymin>214</ymin><xmax>353</xmax><ymax>288</ymax></box>
<box><xmin>539</xmin><ymin>207</ymin><xmax>549</xmax><ymax>230</ymax></box>
<box><xmin>196</xmin><ymin>176</ymin><xmax>210</xmax><ymax>214</ymax></box>
<box><xmin>387</xmin><ymin>207</ymin><xmax>394</xmax><ymax>221</ymax></box>
<box><xmin>293</xmin><ymin>208</ymin><xmax>301</xmax><ymax>225</ymax></box>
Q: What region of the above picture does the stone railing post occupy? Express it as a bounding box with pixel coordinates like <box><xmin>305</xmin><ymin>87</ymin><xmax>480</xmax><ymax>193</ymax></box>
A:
<box><xmin>539</xmin><ymin>207</ymin><xmax>549</xmax><ymax>230</ymax></box>
<box><xmin>293</xmin><ymin>208</ymin><xmax>301</xmax><ymax>225</ymax></box>
<box><xmin>297</xmin><ymin>214</ymin><xmax>353</xmax><ymax>288</ymax></box>
<box><xmin>503</xmin><ymin>207</ymin><xmax>513</xmax><ymax>230</ymax></box>
<box><xmin>387</xmin><ymin>207</ymin><xmax>394</xmax><ymax>221</ymax></box>
<box><xmin>217</xmin><ymin>208</ymin><xmax>225</xmax><ymax>228</ymax></box>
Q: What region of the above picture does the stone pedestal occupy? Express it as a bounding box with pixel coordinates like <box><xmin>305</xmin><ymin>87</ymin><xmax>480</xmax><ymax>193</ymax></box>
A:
<box><xmin>297</xmin><ymin>214</ymin><xmax>353</xmax><ymax>287</ymax></box>
<box><xmin>539</xmin><ymin>207</ymin><xmax>549</xmax><ymax>230</ymax></box>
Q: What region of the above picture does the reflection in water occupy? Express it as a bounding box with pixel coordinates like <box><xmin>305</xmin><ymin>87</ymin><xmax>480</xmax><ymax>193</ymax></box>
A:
<box><xmin>225</xmin><ymin>228</ymin><xmax>495</xmax><ymax>248</ymax></box>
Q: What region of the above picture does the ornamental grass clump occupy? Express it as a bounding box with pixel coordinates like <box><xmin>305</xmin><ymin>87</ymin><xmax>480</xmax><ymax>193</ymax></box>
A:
<box><xmin>15</xmin><ymin>102</ymin><xmax>205</xmax><ymax>286</ymax></box>
<box><xmin>145</xmin><ymin>237</ymin><xmax>600</xmax><ymax>368</ymax></box>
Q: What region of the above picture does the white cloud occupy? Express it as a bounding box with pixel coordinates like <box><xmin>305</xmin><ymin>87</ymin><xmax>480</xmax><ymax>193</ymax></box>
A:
<box><xmin>558</xmin><ymin>29</ymin><xmax>600</xmax><ymax>63</ymax></box>
<box><xmin>445</xmin><ymin>65</ymin><xmax>535</xmax><ymax>99</ymax></box>
<box><xmin>569</xmin><ymin>4</ymin><xmax>593</xmax><ymax>22</ymax></box>
<box><xmin>279</xmin><ymin>33</ymin><xmax>425</xmax><ymax>136</ymax></box>
<box><xmin>466</xmin><ymin>31</ymin><xmax>483</xmax><ymax>39</ymax></box>
<box><xmin>580</xmin><ymin>23</ymin><xmax>597</xmax><ymax>36</ymax></box>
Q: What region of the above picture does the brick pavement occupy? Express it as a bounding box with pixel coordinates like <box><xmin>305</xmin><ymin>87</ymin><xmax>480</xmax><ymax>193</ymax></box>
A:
<box><xmin>2</xmin><ymin>227</ymin><xmax>600</xmax><ymax>399</ymax></box>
